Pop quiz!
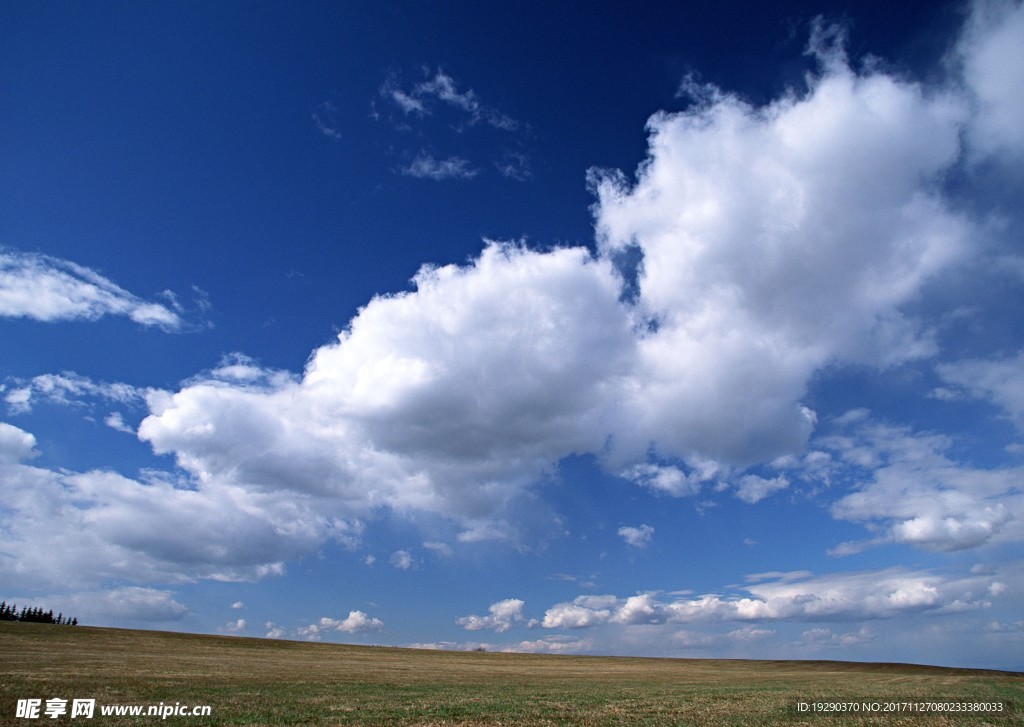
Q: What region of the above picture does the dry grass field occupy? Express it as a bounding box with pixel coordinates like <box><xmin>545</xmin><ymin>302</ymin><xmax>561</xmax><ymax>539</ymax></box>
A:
<box><xmin>1</xmin><ymin>622</ymin><xmax>1021</xmax><ymax>725</ymax></box>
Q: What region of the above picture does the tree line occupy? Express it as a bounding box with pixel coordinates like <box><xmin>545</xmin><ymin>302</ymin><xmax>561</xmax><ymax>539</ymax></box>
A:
<box><xmin>0</xmin><ymin>600</ymin><xmax>78</xmax><ymax>625</ymax></box>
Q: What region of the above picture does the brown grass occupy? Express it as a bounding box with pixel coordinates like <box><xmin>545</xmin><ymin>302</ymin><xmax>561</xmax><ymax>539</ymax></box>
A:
<box><xmin>1</xmin><ymin>622</ymin><xmax>1021</xmax><ymax>725</ymax></box>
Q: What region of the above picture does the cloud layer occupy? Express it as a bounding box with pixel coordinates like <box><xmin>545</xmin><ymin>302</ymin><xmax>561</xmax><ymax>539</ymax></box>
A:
<box><xmin>0</xmin><ymin>421</ymin><xmax>349</xmax><ymax>589</ymax></box>
<box><xmin>538</xmin><ymin>567</ymin><xmax>1003</xmax><ymax>629</ymax></box>
<box><xmin>446</xmin><ymin>562</ymin><xmax>1017</xmax><ymax>663</ymax></box>
<box><xmin>3</xmin><ymin>4</ymin><xmax>1024</xmax><ymax>604</ymax></box>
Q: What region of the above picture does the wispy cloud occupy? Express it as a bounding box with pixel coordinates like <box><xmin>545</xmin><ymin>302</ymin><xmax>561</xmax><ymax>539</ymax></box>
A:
<box><xmin>103</xmin><ymin>411</ymin><xmax>136</xmax><ymax>434</ymax></box>
<box><xmin>381</xmin><ymin>69</ymin><xmax>519</xmax><ymax>131</ymax></box>
<box><xmin>938</xmin><ymin>351</ymin><xmax>1024</xmax><ymax>431</ymax></box>
<box><xmin>0</xmin><ymin>249</ymin><xmax>184</xmax><ymax>329</ymax></box>
<box><xmin>494</xmin><ymin>151</ymin><xmax>531</xmax><ymax>180</ymax></box>
<box><xmin>4</xmin><ymin>371</ymin><xmax>148</xmax><ymax>415</ymax></box>
<box><xmin>375</xmin><ymin>67</ymin><xmax>527</xmax><ymax>181</ymax></box>
<box><xmin>617</xmin><ymin>524</ymin><xmax>654</xmax><ymax>548</ymax></box>
<box><xmin>389</xmin><ymin>549</ymin><xmax>416</xmax><ymax>570</ymax></box>
<box><xmin>814</xmin><ymin>417</ymin><xmax>1024</xmax><ymax>554</ymax></box>
<box><xmin>400</xmin><ymin>152</ymin><xmax>477</xmax><ymax>180</ymax></box>
<box><xmin>311</xmin><ymin>101</ymin><xmax>341</xmax><ymax>140</ymax></box>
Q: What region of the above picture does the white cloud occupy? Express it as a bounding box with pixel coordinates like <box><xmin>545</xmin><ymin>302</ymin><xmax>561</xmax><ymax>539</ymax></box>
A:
<box><xmin>377</xmin><ymin>68</ymin><xmax>526</xmax><ymax>181</ymax></box>
<box><xmin>3</xmin><ymin>386</ymin><xmax>30</xmax><ymax>413</ymax></box>
<box><xmin>612</xmin><ymin>593</ymin><xmax>663</xmax><ymax>624</ymax></box>
<box><xmin>503</xmin><ymin>636</ymin><xmax>591</xmax><ymax>654</ymax></box>
<box><xmin>103</xmin><ymin>412</ymin><xmax>136</xmax><ymax>434</ymax></box>
<box><xmin>591</xmin><ymin>30</ymin><xmax>970</xmax><ymax>468</ymax></box>
<box><xmin>138</xmin><ymin>243</ymin><xmax>633</xmax><ymax>529</ymax></box>
<box><xmin>726</xmin><ymin>626</ymin><xmax>776</xmax><ymax>642</ymax></box>
<box><xmin>335</xmin><ymin>610</ymin><xmax>384</xmax><ymax>632</ymax></box>
<box><xmin>415</xmin><ymin>71</ymin><xmax>478</xmax><ymax>114</ymax></box>
<box><xmin>541</xmin><ymin>595</ymin><xmax>618</xmax><ymax>629</ymax></box>
<box><xmin>386</xmin><ymin>86</ymin><xmax>425</xmax><ymax>115</ymax></box>
<box><xmin>223</xmin><ymin>618</ymin><xmax>247</xmax><ymax>634</ymax></box>
<box><xmin>621</xmin><ymin>463</ymin><xmax>709</xmax><ymax>497</ymax></box>
<box><xmin>311</xmin><ymin>101</ymin><xmax>341</xmax><ymax>140</ymax></box>
<box><xmin>0</xmin><ymin>421</ymin><xmax>356</xmax><ymax>591</ymax></box>
<box><xmin>401</xmin><ymin>152</ymin><xmax>477</xmax><ymax>180</ymax></box>
<box><xmin>264</xmin><ymin>622</ymin><xmax>287</xmax><ymax>639</ymax></box>
<box><xmin>802</xmin><ymin>625</ymin><xmax>874</xmax><ymax>648</ymax></box>
<box><xmin>456</xmin><ymin>598</ymin><xmax>525</xmax><ymax>633</ymax></box>
<box><xmin>495</xmin><ymin>151</ymin><xmax>531</xmax><ymax>180</ymax></box>
<box><xmin>231</xmin><ymin>601</ymin><xmax>245</xmax><ymax>610</ymax></box>
<box><xmin>0</xmin><ymin>249</ymin><xmax>183</xmax><ymax>328</ymax></box>
<box><xmin>382</xmin><ymin>69</ymin><xmax>519</xmax><ymax>131</ymax></box>
<box><xmin>617</xmin><ymin>524</ymin><xmax>654</xmax><ymax>548</ymax></box>
<box><xmin>423</xmin><ymin>541</ymin><xmax>454</xmax><ymax>558</ymax></box>
<box><xmin>85</xmin><ymin>587</ymin><xmax>188</xmax><ymax>623</ymax></box>
<box><xmin>0</xmin><ymin>421</ymin><xmax>37</xmax><ymax>461</ymax></box>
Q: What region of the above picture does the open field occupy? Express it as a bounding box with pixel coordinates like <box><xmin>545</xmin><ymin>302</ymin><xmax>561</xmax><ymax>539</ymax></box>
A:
<box><xmin>2</xmin><ymin>622</ymin><xmax>1021</xmax><ymax>725</ymax></box>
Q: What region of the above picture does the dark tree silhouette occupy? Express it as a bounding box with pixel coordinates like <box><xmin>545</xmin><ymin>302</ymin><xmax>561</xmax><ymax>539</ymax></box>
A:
<box><xmin>0</xmin><ymin>600</ymin><xmax>77</xmax><ymax>625</ymax></box>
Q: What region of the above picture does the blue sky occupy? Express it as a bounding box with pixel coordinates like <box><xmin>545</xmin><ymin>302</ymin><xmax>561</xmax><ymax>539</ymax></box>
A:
<box><xmin>2</xmin><ymin>0</ymin><xmax>1023</xmax><ymax>670</ymax></box>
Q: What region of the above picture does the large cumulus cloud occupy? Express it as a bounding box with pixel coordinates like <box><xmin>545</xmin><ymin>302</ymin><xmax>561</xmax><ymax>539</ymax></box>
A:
<box><xmin>139</xmin><ymin>244</ymin><xmax>634</xmax><ymax>527</ymax></box>
<box><xmin>591</xmin><ymin>24</ymin><xmax>970</xmax><ymax>466</ymax></box>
